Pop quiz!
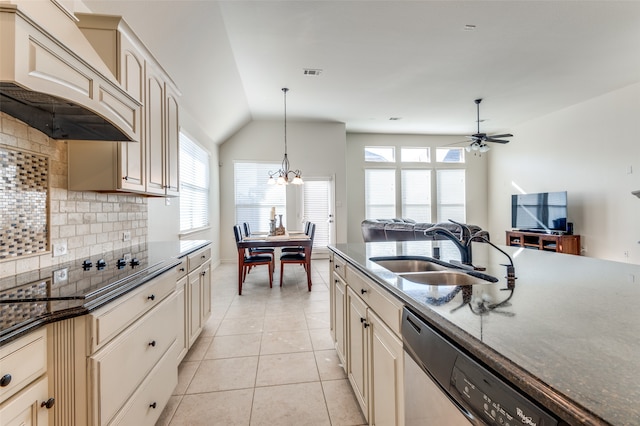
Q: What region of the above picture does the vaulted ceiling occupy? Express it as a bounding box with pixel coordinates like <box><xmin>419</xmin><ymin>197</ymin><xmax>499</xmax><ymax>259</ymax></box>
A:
<box><xmin>83</xmin><ymin>1</ymin><xmax>640</xmax><ymax>145</ymax></box>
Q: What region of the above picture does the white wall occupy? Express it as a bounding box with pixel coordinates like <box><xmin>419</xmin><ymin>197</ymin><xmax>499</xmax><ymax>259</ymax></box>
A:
<box><xmin>345</xmin><ymin>133</ymin><xmax>489</xmax><ymax>243</ymax></box>
<box><xmin>488</xmin><ymin>82</ymin><xmax>640</xmax><ymax>263</ymax></box>
<box><xmin>218</xmin><ymin>120</ymin><xmax>347</xmax><ymax>262</ymax></box>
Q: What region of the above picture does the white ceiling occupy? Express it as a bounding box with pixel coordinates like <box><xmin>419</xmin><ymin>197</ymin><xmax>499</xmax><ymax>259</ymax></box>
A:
<box><xmin>83</xmin><ymin>0</ymin><xmax>640</xmax><ymax>145</ymax></box>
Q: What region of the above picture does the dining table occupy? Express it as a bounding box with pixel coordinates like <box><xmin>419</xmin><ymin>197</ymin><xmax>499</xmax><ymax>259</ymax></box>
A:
<box><xmin>236</xmin><ymin>231</ymin><xmax>313</xmax><ymax>295</ymax></box>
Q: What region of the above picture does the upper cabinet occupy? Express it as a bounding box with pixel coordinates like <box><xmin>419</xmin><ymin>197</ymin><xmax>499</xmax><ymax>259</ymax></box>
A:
<box><xmin>68</xmin><ymin>14</ymin><xmax>181</xmax><ymax>197</ymax></box>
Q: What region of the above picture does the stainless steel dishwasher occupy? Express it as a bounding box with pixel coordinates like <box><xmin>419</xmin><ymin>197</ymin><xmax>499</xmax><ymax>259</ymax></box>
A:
<box><xmin>402</xmin><ymin>307</ymin><xmax>559</xmax><ymax>426</ymax></box>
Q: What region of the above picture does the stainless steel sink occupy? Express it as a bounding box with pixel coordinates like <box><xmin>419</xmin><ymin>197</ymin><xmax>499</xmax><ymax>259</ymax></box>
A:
<box><xmin>370</xmin><ymin>256</ymin><xmax>449</xmax><ymax>273</ymax></box>
<box><xmin>397</xmin><ymin>270</ymin><xmax>492</xmax><ymax>286</ymax></box>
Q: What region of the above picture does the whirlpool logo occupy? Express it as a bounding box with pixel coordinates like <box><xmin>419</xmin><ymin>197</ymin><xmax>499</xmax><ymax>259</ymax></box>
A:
<box><xmin>516</xmin><ymin>408</ymin><xmax>537</xmax><ymax>426</ymax></box>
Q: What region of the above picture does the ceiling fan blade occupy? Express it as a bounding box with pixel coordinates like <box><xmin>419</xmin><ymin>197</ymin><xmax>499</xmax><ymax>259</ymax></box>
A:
<box><xmin>484</xmin><ymin>138</ymin><xmax>510</xmax><ymax>144</ymax></box>
<box><xmin>488</xmin><ymin>133</ymin><xmax>513</xmax><ymax>139</ymax></box>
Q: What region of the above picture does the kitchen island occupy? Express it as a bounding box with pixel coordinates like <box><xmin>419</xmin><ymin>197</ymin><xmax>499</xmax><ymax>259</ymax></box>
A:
<box><xmin>329</xmin><ymin>241</ymin><xmax>640</xmax><ymax>426</ymax></box>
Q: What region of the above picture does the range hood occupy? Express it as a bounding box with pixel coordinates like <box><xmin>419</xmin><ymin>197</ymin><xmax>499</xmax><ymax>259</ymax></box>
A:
<box><xmin>0</xmin><ymin>2</ymin><xmax>140</xmax><ymax>141</ymax></box>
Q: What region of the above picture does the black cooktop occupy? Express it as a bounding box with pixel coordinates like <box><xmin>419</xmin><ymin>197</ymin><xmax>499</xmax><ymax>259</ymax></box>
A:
<box><xmin>0</xmin><ymin>243</ymin><xmax>181</xmax><ymax>338</ymax></box>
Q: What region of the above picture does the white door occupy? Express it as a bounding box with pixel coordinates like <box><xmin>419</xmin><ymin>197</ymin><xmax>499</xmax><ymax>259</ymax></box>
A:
<box><xmin>301</xmin><ymin>176</ymin><xmax>335</xmax><ymax>257</ymax></box>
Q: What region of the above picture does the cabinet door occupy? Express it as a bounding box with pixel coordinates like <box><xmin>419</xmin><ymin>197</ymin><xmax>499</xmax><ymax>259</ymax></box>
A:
<box><xmin>176</xmin><ymin>275</ymin><xmax>188</xmax><ymax>362</ymax></box>
<box><xmin>0</xmin><ymin>376</ymin><xmax>50</xmax><ymax>426</ymax></box>
<box><xmin>369</xmin><ymin>310</ymin><xmax>404</xmax><ymax>426</ymax></box>
<box><xmin>165</xmin><ymin>85</ymin><xmax>180</xmax><ymax>197</ymax></box>
<box><xmin>333</xmin><ymin>275</ymin><xmax>347</xmax><ymax>368</ymax></box>
<box><xmin>145</xmin><ymin>67</ymin><xmax>166</xmax><ymax>196</ymax></box>
<box><xmin>346</xmin><ymin>287</ymin><xmax>369</xmax><ymax>420</ymax></box>
<box><xmin>118</xmin><ymin>39</ymin><xmax>145</xmax><ymax>192</ymax></box>
<box><xmin>188</xmin><ymin>268</ymin><xmax>203</xmax><ymax>347</ymax></box>
<box><xmin>200</xmin><ymin>261</ymin><xmax>212</xmax><ymax>326</ymax></box>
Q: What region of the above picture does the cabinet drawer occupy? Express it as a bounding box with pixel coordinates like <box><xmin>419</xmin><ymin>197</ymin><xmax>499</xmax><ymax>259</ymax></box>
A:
<box><xmin>90</xmin><ymin>294</ymin><xmax>177</xmax><ymax>425</ymax></box>
<box><xmin>346</xmin><ymin>268</ymin><xmax>402</xmax><ymax>336</ymax></box>
<box><xmin>187</xmin><ymin>247</ymin><xmax>211</xmax><ymax>271</ymax></box>
<box><xmin>89</xmin><ymin>271</ymin><xmax>175</xmax><ymax>352</ymax></box>
<box><xmin>0</xmin><ymin>375</ymin><xmax>49</xmax><ymax>426</ymax></box>
<box><xmin>333</xmin><ymin>255</ymin><xmax>347</xmax><ymax>281</ymax></box>
<box><xmin>175</xmin><ymin>257</ymin><xmax>188</xmax><ymax>279</ymax></box>
<box><xmin>108</xmin><ymin>342</ymin><xmax>178</xmax><ymax>426</ymax></box>
<box><xmin>0</xmin><ymin>328</ymin><xmax>47</xmax><ymax>404</ymax></box>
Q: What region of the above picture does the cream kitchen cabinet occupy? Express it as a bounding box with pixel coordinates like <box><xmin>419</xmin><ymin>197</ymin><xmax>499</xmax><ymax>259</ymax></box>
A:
<box><xmin>47</xmin><ymin>269</ymin><xmax>178</xmax><ymax>426</ymax></box>
<box><xmin>334</xmin><ymin>258</ymin><xmax>404</xmax><ymax>426</ymax></box>
<box><xmin>0</xmin><ymin>328</ymin><xmax>54</xmax><ymax>425</ymax></box>
<box><xmin>175</xmin><ymin>246</ymin><xmax>212</xmax><ymax>363</ymax></box>
<box><xmin>69</xmin><ymin>14</ymin><xmax>180</xmax><ymax>197</ymax></box>
<box><xmin>329</xmin><ymin>253</ymin><xmax>348</xmax><ymax>367</ymax></box>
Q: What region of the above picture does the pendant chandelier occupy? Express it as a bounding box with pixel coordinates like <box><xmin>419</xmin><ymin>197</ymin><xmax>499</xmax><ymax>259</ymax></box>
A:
<box><xmin>268</xmin><ymin>88</ymin><xmax>303</xmax><ymax>185</ymax></box>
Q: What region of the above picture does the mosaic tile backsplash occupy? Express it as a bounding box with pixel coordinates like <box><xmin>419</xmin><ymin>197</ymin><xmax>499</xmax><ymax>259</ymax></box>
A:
<box><xmin>0</xmin><ymin>112</ymin><xmax>148</xmax><ymax>276</ymax></box>
<box><xmin>0</xmin><ymin>146</ymin><xmax>49</xmax><ymax>259</ymax></box>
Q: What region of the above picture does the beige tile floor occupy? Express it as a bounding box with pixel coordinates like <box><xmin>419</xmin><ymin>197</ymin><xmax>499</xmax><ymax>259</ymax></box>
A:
<box><xmin>156</xmin><ymin>258</ymin><xmax>367</xmax><ymax>426</ymax></box>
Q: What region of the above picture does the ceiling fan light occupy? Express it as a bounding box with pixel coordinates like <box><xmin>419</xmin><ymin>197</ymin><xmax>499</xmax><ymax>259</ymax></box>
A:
<box><xmin>472</xmin><ymin>143</ymin><xmax>479</xmax><ymax>151</ymax></box>
<box><xmin>479</xmin><ymin>144</ymin><xmax>490</xmax><ymax>153</ymax></box>
<box><xmin>465</xmin><ymin>145</ymin><xmax>472</xmax><ymax>152</ymax></box>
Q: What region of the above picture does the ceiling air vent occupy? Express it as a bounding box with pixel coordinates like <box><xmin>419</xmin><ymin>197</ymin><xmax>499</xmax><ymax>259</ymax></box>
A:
<box><xmin>303</xmin><ymin>68</ymin><xmax>322</xmax><ymax>76</ymax></box>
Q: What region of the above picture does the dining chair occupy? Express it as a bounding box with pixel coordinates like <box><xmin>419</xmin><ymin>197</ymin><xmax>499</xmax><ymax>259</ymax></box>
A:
<box><xmin>281</xmin><ymin>221</ymin><xmax>312</xmax><ymax>254</ymax></box>
<box><xmin>234</xmin><ymin>225</ymin><xmax>273</xmax><ymax>293</ymax></box>
<box><xmin>279</xmin><ymin>223</ymin><xmax>315</xmax><ymax>287</ymax></box>
<box><xmin>242</xmin><ymin>222</ymin><xmax>275</xmax><ymax>272</ymax></box>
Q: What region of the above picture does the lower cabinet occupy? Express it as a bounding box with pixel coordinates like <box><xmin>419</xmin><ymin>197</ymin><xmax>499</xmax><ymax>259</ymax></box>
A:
<box><xmin>0</xmin><ymin>328</ymin><xmax>52</xmax><ymax>426</ymax></box>
<box><xmin>178</xmin><ymin>246</ymin><xmax>212</xmax><ymax>362</ymax></box>
<box><xmin>331</xmin><ymin>253</ymin><xmax>405</xmax><ymax>426</ymax></box>
<box><xmin>46</xmin><ymin>270</ymin><xmax>178</xmax><ymax>426</ymax></box>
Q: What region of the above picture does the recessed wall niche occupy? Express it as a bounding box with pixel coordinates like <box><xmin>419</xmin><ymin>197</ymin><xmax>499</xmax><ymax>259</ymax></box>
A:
<box><xmin>0</xmin><ymin>146</ymin><xmax>49</xmax><ymax>259</ymax></box>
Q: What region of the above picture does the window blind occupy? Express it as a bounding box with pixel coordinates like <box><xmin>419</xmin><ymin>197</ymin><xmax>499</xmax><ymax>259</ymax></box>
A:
<box><xmin>365</xmin><ymin>169</ymin><xmax>396</xmax><ymax>219</ymax></box>
<box><xmin>179</xmin><ymin>132</ymin><xmax>210</xmax><ymax>232</ymax></box>
<box><xmin>234</xmin><ymin>162</ymin><xmax>286</xmax><ymax>233</ymax></box>
<box><xmin>303</xmin><ymin>180</ymin><xmax>330</xmax><ymax>248</ymax></box>
<box><xmin>401</xmin><ymin>169</ymin><xmax>431</xmax><ymax>222</ymax></box>
<box><xmin>436</xmin><ymin>169</ymin><xmax>466</xmax><ymax>222</ymax></box>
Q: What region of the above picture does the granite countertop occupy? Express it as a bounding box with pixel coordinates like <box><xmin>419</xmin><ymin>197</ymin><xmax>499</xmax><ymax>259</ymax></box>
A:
<box><xmin>329</xmin><ymin>241</ymin><xmax>640</xmax><ymax>426</ymax></box>
<box><xmin>0</xmin><ymin>240</ymin><xmax>211</xmax><ymax>346</ymax></box>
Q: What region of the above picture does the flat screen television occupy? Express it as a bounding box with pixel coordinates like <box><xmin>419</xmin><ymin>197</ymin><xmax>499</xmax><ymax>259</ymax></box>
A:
<box><xmin>511</xmin><ymin>191</ymin><xmax>568</xmax><ymax>233</ymax></box>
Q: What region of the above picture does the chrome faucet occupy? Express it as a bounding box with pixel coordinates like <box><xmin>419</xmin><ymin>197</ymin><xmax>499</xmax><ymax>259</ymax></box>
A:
<box><xmin>424</xmin><ymin>220</ymin><xmax>473</xmax><ymax>265</ymax></box>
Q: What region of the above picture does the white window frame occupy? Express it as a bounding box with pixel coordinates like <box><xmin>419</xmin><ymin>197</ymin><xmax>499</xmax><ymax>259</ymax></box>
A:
<box><xmin>179</xmin><ymin>131</ymin><xmax>210</xmax><ymax>233</ymax></box>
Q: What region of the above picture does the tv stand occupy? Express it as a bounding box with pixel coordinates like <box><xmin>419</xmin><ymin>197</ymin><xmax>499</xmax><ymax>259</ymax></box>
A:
<box><xmin>506</xmin><ymin>230</ymin><xmax>580</xmax><ymax>255</ymax></box>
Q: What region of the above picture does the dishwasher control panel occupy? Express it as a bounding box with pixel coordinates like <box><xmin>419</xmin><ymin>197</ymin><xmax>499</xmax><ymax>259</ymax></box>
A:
<box><xmin>451</xmin><ymin>357</ymin><xmax>558</xmax><ymax>426</ymax></box>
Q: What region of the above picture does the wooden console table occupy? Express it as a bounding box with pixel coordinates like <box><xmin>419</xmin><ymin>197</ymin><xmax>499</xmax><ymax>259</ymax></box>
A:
<box><xmin>506</xmin><ymin>230</ymin><xmax>581</xmax><ymax>255</ymax></box>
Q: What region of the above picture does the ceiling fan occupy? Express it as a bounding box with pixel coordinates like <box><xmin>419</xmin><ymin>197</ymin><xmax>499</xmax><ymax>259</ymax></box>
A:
<box><xmin>464</xmin><ymin>98</ymin><xmax>513</xmax><ymax>153</ymax></box>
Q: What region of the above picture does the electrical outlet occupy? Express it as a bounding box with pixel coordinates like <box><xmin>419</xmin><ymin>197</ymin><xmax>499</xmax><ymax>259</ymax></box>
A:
<box><xmin>53</xmin><ymin>242</ymin><xmax>68</xmax><ymax>257</ymax></box>
<box><xmin>624</xmin><ymin>251</ymin><xmax>630</xmax><ymax>258</ymax></box>
<box><xmin>53</xmin><ymin>267</ymin><xmax>68</xmax><ymax>284</ymax></box>
<box><xmin>123</xmin><ymin>231</ymin><xmax>131</xmax><ymax>242</ymax></box>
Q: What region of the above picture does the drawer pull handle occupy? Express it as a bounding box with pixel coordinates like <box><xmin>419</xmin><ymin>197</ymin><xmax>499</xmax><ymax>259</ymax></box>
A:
<box><xmin>179</xmin><ymin>267</ymin><xmax>185</xmax><ymax>272</ymax></box>
<box><xmin>0</xmin><ymin>374</ymin><xmax>11</xmax><ymax>387</ymax></box>
<box><xmin>201</xmin><ymin>270</ymin><xmax>206</xmax><ymax>277</ymax></box>
<box><xmin>360</xmin><ymin>288</ymin><xmax>367</xmax><ymax>294</ymax></box>
<box><xmin>41</xmin><ymin>398</ymin><xmax>55</xmax><ymax>409</ymax></box>
<box><xmin>201</xmin><ymin>255</ymin><xmax>206</xmax><ymax>259</ymax></box>
<box><xmin>150</xmin><ymin>402</ymin><xmax>157</xmax><ymax>409</ymax></box>
<box><xmin>360</xmin><ymin>318</ymin><xmax>370</xmax><ymax>328</ymax></box>
<box><xmin>148</xmin><ymin>340</ymin><xmax>157</xmax><ymax>347</ymax></box>
<box><xmin>148</xmin><ymin>294</ymin><xmax>156</xmax><ymax>301</ymax></box>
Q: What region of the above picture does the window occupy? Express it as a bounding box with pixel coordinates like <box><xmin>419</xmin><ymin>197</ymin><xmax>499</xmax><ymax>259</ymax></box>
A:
<box><xmin>437</xmin><ymin>169</ymin><xmax>466</xmax><ymax>222</ymax></box>
<box><xmin>401</xmin><ymin>147</ymin><xmax>430</xmax><ymax>163</ymax></box>
<box><xmin>363</xmin><ymin>145</ymin><xmax>466</xmax><ymax>223</ymax></box>
<box><xmin>365</xmin><ymin>169</ymin><xmax>396</xmax><ymax>219</ymax></box>
<box><xmin>401</xmin><ymin>169</ymin><xmax>431</xmax><ymax>222</ymax></box>
<box><xmin>365</xmin><ymin>146</ymin><xmax>395</xmax><ymax>162</ymax></box>
<box><xmin>303</xmin><ymin>179</ymin><xmax>331</xmax><ymax>250</ymax></box>
<box><xmin>179</xmin><ymin>132</ymin><xmax>210</xmax><ymax>232</ymax></box>
<box><xmin>234</xmin><ymin>162</ymin><xmax>286</xmax><ymax>233</ymax></box>
<box><xmin>436</xmin><ymin>147</ymin><xmax>465</xmax><ymax>163</ymax></box>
